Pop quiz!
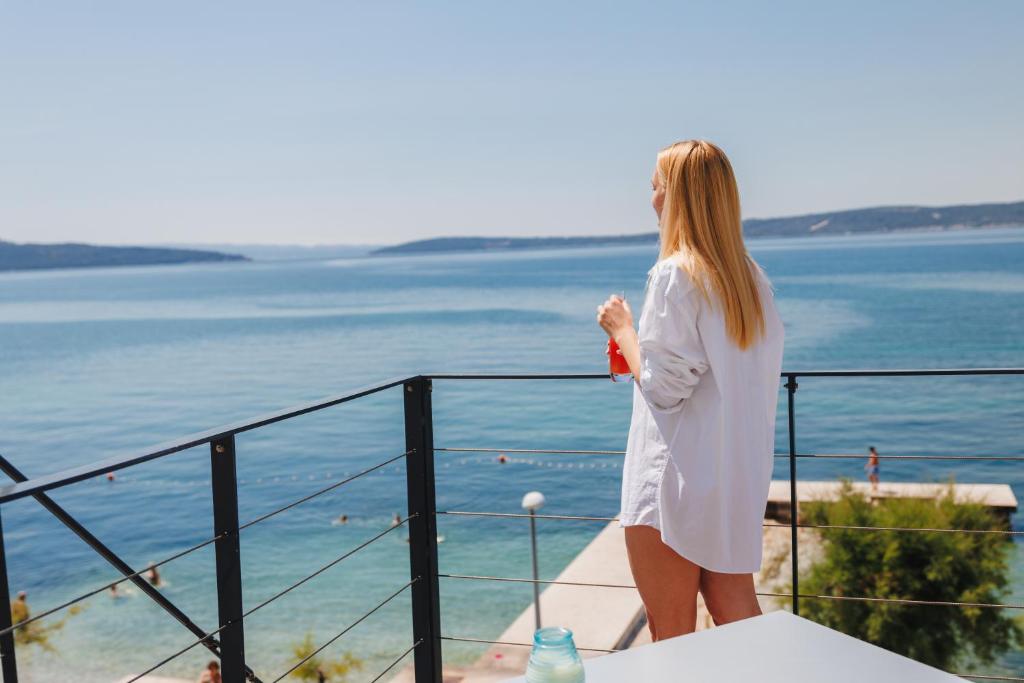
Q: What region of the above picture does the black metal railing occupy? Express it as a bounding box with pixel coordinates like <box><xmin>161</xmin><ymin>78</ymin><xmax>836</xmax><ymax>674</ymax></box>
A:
<box><xmin>0</xmin><ymin>369</ymin><xmax>1020</xmax><ymax>683</ymax></box>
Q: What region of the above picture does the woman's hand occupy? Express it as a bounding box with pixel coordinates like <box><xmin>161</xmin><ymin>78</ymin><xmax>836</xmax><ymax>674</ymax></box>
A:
<box><xmin>596</xmin><ymin>295</ymin><xmax>634</xmax><ymax>339</ymax></box>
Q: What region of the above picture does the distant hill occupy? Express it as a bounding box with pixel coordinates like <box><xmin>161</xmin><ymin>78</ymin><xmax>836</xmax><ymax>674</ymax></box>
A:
<box><xmin>742</xmin><ymin>200</ymin><xmax>1024</xmax><ymax>238</ymax></box>
<box><xmin>161</xmin><ymin>243</ymin><xmax>375</xmax><ymax>261</ymax></box>
<box><xmin>372</xmin><ymin>234</ymin><xmax>656</xmax><ymax>256</ymax></box>
<box><xmin>372</xmin><ymin>200</ymin><xmax>1024</xmax><ymax>256</ymax></box>
<box><xmin>0</xmin><ymin>241</ymin><xmax>248</xmax><ymax>272</ymax></box>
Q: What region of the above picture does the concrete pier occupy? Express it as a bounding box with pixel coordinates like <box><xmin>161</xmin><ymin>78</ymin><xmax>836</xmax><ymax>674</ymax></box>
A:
<box><xmin>765</xmin><ymin>480</ymin><xmax>1018</xmax><ymax>525</ymax></box>
<box><xmin>402</xmin><ymin>520</ymin><xmax>805</xmax><ymax>682</ymax></box>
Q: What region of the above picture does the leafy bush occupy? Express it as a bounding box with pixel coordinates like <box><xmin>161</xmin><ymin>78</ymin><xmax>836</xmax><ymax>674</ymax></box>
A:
<box><xmin>10</xmin><ymin>599</ymin><xmax>82</xmax><ymax>652</ymax></box>
<box><xmin>796</xmin><ymin>481</ymin><xmax>1021</xmax><ymax>670</ymax></box>
<box><xmin>288</xmin><ymin>632</ymin><xmax>362</xmax><ymax>682</ymax></box>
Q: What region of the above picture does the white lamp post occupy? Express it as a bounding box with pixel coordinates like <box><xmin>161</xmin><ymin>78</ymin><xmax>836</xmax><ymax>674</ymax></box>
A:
<box><xmin>521</xmin><ymin>490</ymin><xmax>546</xmax><ymax>630</ymax></box>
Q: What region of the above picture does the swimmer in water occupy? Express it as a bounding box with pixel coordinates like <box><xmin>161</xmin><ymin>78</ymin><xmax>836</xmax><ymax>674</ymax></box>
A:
<box><xmin>146</xmin><ymin>562</ymin><xmax>162</xmax><ymax>587</ymax></box>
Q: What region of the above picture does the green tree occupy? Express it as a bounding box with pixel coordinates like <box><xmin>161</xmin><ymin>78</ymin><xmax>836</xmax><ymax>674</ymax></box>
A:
<box><xmin>289</xmin><ymin>632</ymin><xmax>363</xmax><ymax>682</ymax></box>
<box><xmin>795</xmin><ymin>481</ymin><xmax>1021</xmax><ymax>670</ymax></box>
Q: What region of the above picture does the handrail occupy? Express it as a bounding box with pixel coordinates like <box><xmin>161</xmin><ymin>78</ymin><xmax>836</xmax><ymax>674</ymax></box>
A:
<box><xmin>4</xmin><ymin>368</ymin><xmax>1020</xmax><ymax>505</ymax></box>
<box><xmin>439</xmin><ymin>573</ymin><xmax>1024</xmax><ymax>609</ymax></box>
<box><xmin>778</xmin><ymin>368</ymin><xmax>1024</xmax><ymax>377</ymax></box>
<box><xmin>0</xmin><ymin>375</ymin><xmax>414</xmax><ymax>504</ymax></box>
<box><xmin>438</xmin><ymin>446</ymin><xmax>1024</xmax><ymax>462</ymax></box>
<box><xmin>438</xmin><ymin>510</ymin><xmax>1024</xmax><ymax>536</ymax></box>
<box><xmin>427</xmin><ymin>368</ymin><xmax>1024</xmax><ymax>379</ymax></box>
<box><xmin>0</xmin><ymin>368</ymin><xmax>1021</xmax><ymax>683</ymax></box>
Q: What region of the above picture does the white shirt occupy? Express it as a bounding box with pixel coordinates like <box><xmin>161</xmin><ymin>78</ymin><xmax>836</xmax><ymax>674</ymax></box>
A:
<box><xmin>619</xmin><ymin>256</ymin><xmax>785</xmax><ymax>574</ymax></box>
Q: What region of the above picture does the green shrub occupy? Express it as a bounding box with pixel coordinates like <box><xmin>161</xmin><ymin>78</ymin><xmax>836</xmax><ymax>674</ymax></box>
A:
<box><xmin>288</xmin><ymin>632</ymin><xmax>362</xmax><ymax>682</ymax></box>
<box><xmin>796</xmin><ymin>480</ymin><xmax>1021</xmax><ymax>670</ymax></box>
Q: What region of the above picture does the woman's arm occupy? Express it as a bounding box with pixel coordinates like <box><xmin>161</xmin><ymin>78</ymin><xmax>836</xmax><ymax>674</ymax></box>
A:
<box><xmin>598</xmin><ymin>268</ymin><xmax>708</xmax><ymax>414</ymax></box>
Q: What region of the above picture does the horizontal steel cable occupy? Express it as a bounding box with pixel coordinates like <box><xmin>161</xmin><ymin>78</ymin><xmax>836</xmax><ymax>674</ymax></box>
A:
<box><xmin>0</xmin><ymin>530</ymin><xmax>225</xmax><ymax>638</ymax></box>
<box><xmin>437</xmin><ymin>447</ymin><xmax>625</xmax><ymax>455</ymax></box>
<box><xmin>439</xmin><ymin>510</ymin><xmax>617</xmax><ymax>522</ymax></box>
<box><xmin>244</xmin><ymin>516</ymin><xmax>414</xmax><ymax>618</ymax></box>
<box><xmin>0</xmin><ymin>376</ymin><xmax>414</xmax><ymax>504</ymax></box>
<box><xmin>270</xmin><ymin>579</ymin><xmax>418</xmax><ymax>683</ymax></box>
<box><xmin>239</xmin><ymin>450</ymin><xmax>411</xmax><ymax>531</ymax></box>
<box><xmin>441</xmin><ymin>573</ymin><xmax>633</xmax><ymax>589</ymax></box>
<box><xmin>429</xmin><ymin>369</ymin><xmax>1024</xmax><ymax>379</ymax></box>
<box><xmin>441</xmin><ymin>635</ymin><xmax>617</xmax><ymax>654</ymax></box>
<box><xmin>761</xmin><ymin>521</ymin><xmax>1024</xmax><ymax>536</ymax></box>
<box><xmin>776</xmin><ymin>453</ymin><xmax>1024</xmax><ymax>461</ymax></box>
<box><xmin>439</xmin><ymin>510</ymin><xmax>1024</xmax><ymax>537</ymax></box>
<box><xmin>437</xmin><ymin>446</ymin><xmax>1024</xmax><ymax>461</ymax></box>
<box><xmin>367</xmin><ymin>640</ymin><xmax>422</xmax><ymax>683</ymax></box>
<box><xmin>5</xmin><ymin>370</ymin><xmax>1016</xmax><ymax>502</ymax></box>
<box><xmin>756</xmin><ymin>592</ymin><xmax>1024</xmax><ymax>610</ymax></box>
<box><xmin>441</xmin><ymin>573</ymin><xmax>1024</xmax><ymax>609</ymax></box>
<box><xmin>123</xmin><ymin>521</ymin><xmax>415</xmax><ymax>683</ymax></box>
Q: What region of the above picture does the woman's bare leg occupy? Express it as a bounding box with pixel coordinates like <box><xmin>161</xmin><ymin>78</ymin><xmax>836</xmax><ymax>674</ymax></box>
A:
<box><xmin>699</xmin><ymin>569</ymin><xmax>761</xmax><ymax>626</ymax></box>
<box><xmin>624</xmin><ymin>525</ymin><xmax>701</xmax><ymax>640</ymax></box>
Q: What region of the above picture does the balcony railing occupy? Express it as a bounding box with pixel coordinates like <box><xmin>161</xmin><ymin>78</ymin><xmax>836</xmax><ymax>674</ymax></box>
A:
<box><xmin>0</xmin><ymin>369</ymin><xmax>1021</xmax><ymax>683</ymax></box>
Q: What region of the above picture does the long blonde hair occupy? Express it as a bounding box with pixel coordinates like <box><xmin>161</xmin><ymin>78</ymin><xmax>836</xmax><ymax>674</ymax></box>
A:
<box><xmin>656</xmin><ymin>140</ymin><xmax>764</xmax><ymax>349</ymax></box>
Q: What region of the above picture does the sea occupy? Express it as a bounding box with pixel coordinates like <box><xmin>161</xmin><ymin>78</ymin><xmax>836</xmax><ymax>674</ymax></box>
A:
<box><xmin>0</xmin><ymin>227</ymin><xmax>1022</xmax><ymax>682</ymax></box>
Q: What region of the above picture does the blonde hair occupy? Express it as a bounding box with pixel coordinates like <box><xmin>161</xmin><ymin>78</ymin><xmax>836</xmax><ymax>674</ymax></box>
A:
<box><xmin>656</xmin><ymin>140</ymin><xmax>765</xmax><ymax>349</ymax></box>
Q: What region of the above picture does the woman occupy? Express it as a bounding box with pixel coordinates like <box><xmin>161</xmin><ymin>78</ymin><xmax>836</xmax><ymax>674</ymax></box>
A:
<box><xmin>597</xmin><ymin>140</ymin><xmax>784</xmax><ymax>641</ymax></box>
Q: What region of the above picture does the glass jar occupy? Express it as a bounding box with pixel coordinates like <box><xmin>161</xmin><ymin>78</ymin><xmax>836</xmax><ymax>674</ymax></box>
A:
<box><xmin>525</xmin><ymin>626</ymin><xmax>585</xmax><ymax>683</ymax></box>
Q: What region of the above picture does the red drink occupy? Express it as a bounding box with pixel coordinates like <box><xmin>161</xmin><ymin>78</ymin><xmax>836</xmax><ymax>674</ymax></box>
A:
<box><xmin>606</xmin><ymin>338</ymin><xmax>632</xmax><ymax>382</ymax></box>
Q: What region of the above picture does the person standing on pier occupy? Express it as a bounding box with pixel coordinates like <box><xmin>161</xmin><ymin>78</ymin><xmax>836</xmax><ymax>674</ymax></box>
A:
<box><xmin>597</xmin><ymin>140</ymin><xmax>785</xmax><ymax>641</ymax></box>
<box><xmin>865</xmin><ymin>446</ymin><xmax>881</xmax><ymax>493</ymax></box>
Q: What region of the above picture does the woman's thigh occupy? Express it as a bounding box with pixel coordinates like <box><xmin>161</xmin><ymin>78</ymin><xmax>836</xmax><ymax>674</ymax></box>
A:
<box><xmin>623</xmin><ymin>525</ymin><xmax>701</xmax><ymax>639</ymax></box>
<box><xmin>698</xmin><ymin>569</ymin><xmax>761</xmax><ymax>625</ymax></box>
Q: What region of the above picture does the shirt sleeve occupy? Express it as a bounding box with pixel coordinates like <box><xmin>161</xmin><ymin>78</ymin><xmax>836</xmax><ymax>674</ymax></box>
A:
<box><xmin>636</xmin><ymin>264</ymin><xmax>709</xmax><ymax>415</ymax></box>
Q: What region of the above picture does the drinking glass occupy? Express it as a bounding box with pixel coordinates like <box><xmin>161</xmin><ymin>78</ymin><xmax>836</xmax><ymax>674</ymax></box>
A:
<box><xmin>525</xmin><ymin>626</ymin><xmax>585</xmax><ymax>683</ymax></box>
<box><xmin>605</xmin><ymin>292</ymin><xmax>633</xmax><ymax>383</ymax></box>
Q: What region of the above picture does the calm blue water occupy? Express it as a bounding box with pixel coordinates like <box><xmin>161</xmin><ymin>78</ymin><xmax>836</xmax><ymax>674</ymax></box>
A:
<box><xmin>0</xmin><ymin>228</ymin><xmax>1022</xmax><ymax>682</ymax></box>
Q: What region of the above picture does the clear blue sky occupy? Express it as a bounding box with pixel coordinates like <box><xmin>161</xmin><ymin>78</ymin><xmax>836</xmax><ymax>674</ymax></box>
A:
<box><xmin>1</xmin><ymin>2</ymin><xmax>1021</xmax><ymax>246</ymax></box>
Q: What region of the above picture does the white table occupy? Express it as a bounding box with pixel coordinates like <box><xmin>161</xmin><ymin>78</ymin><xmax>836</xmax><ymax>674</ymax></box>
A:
<box><xmin>501</xmin><ymin>611</ymin><xmax>960</xmax><ymax>682</ymax></box>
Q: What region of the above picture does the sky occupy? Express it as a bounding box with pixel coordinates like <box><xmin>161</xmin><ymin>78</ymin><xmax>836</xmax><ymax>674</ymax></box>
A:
<box><xmin>1</xmin><ymin>2</ymin><xmax>1022</xmax><ymax>247</ymax></box>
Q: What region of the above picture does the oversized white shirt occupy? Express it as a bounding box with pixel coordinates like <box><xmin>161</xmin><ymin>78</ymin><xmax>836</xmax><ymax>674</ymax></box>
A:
<box><xmin>618</xmin><ymin>255</ymin><xmax>785</xmax><ymax>573</ymax></box>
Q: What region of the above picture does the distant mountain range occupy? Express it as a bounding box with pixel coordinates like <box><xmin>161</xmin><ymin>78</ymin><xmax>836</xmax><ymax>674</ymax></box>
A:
<box><xmin>372</xmin><ymin>200</ymin><xmax>1024</xmax><ymax>256</ymax></box>
<box><xmin>0</xmin><ymin>241</ymin><xmax>247</xmax><ymax>272</ymax></box>
<box><xmin>5</xmin><ymin>200</ymin><xmax>1021</xmax><ymax>271</ymax></box>
<box><xmin>162</xmin><ymin>243</ymin><xmax>376</xmax><ymax>261</ymax></box>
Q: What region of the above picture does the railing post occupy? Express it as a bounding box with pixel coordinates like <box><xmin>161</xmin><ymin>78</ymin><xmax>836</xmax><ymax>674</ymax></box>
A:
<box><xmin>0</xmin><ymin>509</ymin><xmax>18</xmax><ymax>683</ymax></box>
<box><xmin>785</xmin><ymin>374</ymin><xmax>799</xmax><ymax>616</ymax></box>
<box><xmin>211</xmin><ymin>435</ymin><xmax>246</xmax><ymax>683</ymax></box>
<box><xmin>404</xmin><ymin>377</ymin><xmax>442</xmax><ymax>683</ymax></box>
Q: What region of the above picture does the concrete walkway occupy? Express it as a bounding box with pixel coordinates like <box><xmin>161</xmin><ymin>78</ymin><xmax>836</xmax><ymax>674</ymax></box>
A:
<box><xmin>462</xmin><ymin>521</ymin><xmax>642</xmax><ymax>680</ymax></box>
<box><xmin>389</xmin><ymin>522</ymin><xmax>639</xmax><ymax>683</ymax></box>
<box><xmin>394</xmin><ymin>519</ymin><xmax>812</xmax><ymax>683</ymax></box>
<box><xmin>766</xmin><ymin>480</ymin><xmax>1018</xmax><ymax>524</ymax></box>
